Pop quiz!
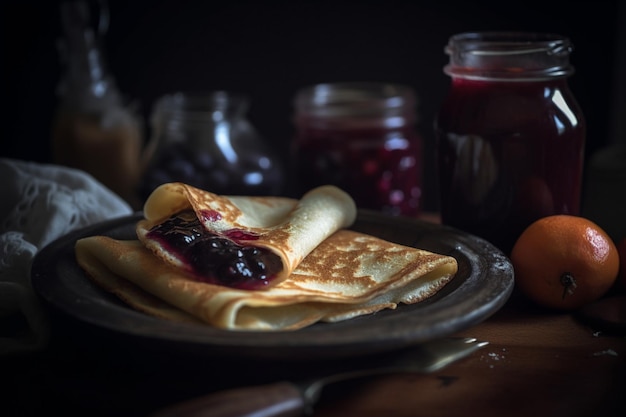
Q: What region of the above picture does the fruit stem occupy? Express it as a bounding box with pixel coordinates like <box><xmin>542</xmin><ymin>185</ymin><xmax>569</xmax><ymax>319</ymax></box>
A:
<box><xmin>560</xmin><ymin>273</ymin><xmax>577</xmax><ymax>299</ymax></box>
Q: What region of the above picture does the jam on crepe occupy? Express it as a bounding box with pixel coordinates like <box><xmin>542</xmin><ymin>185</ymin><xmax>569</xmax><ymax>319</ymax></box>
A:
<box><xmin>147</xmin><ymin>211</ymin><xmax>282</xmax><ymax>290</ymax></box>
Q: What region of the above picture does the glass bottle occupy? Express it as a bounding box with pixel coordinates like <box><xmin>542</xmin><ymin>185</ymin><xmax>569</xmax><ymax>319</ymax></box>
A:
<box><xmin>139</xmin><ymin>91</ymin><xmax>284</xmax><ymax>201</ymax></box>
<box><xmin>51</xmin><ymin>0</ymin><xmax>143</xmax><ymax>208</ymax></box>
<box><xmin>292</xmin><ymin>82</ymin><xmax>423</xmax><ymax>216</ymax></box>
<box><xmin>435</xmin><ymin>32</ymin><xmax>586</xmax><ymax>254</ymax></box>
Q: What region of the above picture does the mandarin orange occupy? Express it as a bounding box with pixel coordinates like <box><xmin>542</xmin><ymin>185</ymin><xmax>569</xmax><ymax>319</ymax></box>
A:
<box><xmin>510</xmin><ymin>215</ymin><xmax>619</xmax><ymax>310</ymax></box>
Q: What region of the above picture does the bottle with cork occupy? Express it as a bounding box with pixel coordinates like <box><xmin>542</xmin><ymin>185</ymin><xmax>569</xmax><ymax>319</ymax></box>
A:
<box><xmin>51</xmin><ymin>0</ymin><xmax>144</xmax><ymax>208</ymax></box>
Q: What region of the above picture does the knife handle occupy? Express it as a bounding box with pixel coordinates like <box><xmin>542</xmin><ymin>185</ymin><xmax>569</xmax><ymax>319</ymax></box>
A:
<box><xmin>151</xmin><ymin>381</ymin><xmax>305</xmax><ymax>417</ymax></box>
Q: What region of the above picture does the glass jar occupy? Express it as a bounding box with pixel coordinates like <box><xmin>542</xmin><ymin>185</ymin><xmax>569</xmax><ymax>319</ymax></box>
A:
<box><xmin>139</xmin><ymin>91</ymin><xmax>284</xmax><ymax>201</ymax></box>
<box><xmin>292</xmin><ymin>82</ymin><xmax>423</xmax><ymax>216</ymax></box>
<box><xmin>435</xmin><ymin>32</ymin><xmax>586</xmax><ymax>254</ymax></box>
<box><xmin>51</xmin><ymin>0</ymin><xmax>143</xmax><ymax>208</ymax></box>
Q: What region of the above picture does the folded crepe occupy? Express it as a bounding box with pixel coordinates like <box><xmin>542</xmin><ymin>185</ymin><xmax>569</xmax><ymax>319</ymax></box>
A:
<box><xmin>136</xmin><ymin>182</ymin><xmax>357</xmax><ymax>290</ymax></box>
<box><xmin>75</xmin><ymin>183</ymin><xmax>458</xmax><ymax>331</ymax></box>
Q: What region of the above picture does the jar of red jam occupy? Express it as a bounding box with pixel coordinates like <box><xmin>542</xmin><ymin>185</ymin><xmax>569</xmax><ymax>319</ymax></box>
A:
<box><xmin>292</xmin><ymin>82</ymin><xmax>423</xmax><ymax>216</ymax></box>
<box><xmin>435</xmin><ymin>32</ymin><xmax>586</xmax><ymax>254</ymax></box>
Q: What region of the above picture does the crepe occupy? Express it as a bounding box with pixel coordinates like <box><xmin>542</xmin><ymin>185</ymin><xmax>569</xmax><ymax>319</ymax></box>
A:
<box><xmin>74</xmin><ymin>183</ymin><xmax>458</xmax><ymax>331</ymax></box>
<box><xmin>135</xmin><ymin>182</ymin><xmax>357</xmax><ymax>289</ymax></box>
<box><xmin>75</xmin><ymin>231</ymin><xmax>457</xmax><ymax>330</ymax></box>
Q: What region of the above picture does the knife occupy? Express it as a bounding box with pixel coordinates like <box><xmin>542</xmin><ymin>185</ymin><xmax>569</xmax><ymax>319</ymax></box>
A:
<box><xmin>151</xmin><ymin>337</ymin><xmax>488</xmax><ymax>417</ymax></box>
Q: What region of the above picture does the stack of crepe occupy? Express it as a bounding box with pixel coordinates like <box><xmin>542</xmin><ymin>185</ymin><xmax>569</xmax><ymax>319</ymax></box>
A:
<box><xmin>75</xmin><ymin>183</ymin><xmax>458</xmax><ymax>331</ymax></box>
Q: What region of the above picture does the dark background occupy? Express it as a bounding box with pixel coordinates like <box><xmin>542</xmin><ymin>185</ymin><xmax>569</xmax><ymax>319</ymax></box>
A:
<box><xmin>2</xmin><ymin>0</ymin><xmax>624</xmax><ymax>211</ymax></box>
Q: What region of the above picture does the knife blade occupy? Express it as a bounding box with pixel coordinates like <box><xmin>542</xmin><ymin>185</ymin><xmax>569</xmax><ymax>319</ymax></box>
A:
<box><xmin>151</xmin><ymin>337</ymin><xmax>488</xmax><ymax>417</ymax></box>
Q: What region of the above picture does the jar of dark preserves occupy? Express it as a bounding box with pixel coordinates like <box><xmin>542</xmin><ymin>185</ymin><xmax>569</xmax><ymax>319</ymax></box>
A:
<box><xmin>292</xmin><ymin>82</ymin><xmax>423</xmax><ymax>216</ymax></box>
<box><xmin>435</xmin><ymin>32</ymin><xmax>586</xmax><ymax>254</ymax></box>
<box><xmin>139</xmin><ymin>91</ymin><xmax>284</xmax><ymax>201</ymax></box>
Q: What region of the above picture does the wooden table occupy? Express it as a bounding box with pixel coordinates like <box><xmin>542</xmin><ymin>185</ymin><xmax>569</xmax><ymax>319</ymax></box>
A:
<box><xmin>4</xmin><ymin>290</ymin><xmax>624</xmax><ymax>417</ymax></box>
<box><xmin>314</xmin><ymin>291</ymin><xmax>626</xmax><ymax>417</ymax></box>
<box><xmin>4</xmin><ymin>211</ymin><xmax>626</xmax><ymax>417</ymax></box>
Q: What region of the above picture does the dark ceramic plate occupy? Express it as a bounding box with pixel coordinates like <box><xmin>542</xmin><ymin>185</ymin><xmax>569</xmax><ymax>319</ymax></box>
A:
<box><xmin>31</xmin><ymin>210</ymin><xmax>514</xmax><ymax>360</ymax></box>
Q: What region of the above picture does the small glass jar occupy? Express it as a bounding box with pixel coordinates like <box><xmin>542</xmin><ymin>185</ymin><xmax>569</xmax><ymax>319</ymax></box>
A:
<box><xmin>292</xmin><ymin>82</ymin><xmax>423</xmax><ymax>216</ymax></box>
<box><xmin>435</xmin><ymin>32</ymin><xmax>586</xmax><ymax>254</ymax></box>
<box><xmin>139</xmin><ymin>91</ymin><xmax>284</xmax><ymax>201</ymax></box>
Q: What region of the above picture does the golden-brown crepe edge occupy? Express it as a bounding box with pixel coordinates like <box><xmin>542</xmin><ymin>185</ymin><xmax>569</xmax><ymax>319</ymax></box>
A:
<box><xmin>75</xmin><ymin>229</ymin><xmax>458</xmax><ymax>331</ymax></box>
<box><xmin>135</xmin><ymin>183</ymin><xmax>358</xmax><ymax>288</ymax></box>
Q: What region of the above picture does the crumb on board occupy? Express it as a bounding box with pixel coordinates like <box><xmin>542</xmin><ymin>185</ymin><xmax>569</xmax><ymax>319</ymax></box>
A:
<box><xmin>592</xmin><ymin>349</ymin><xmax>618</xmax><ymax>357</ymax></box>
<box><xmin>480</xmin><ymin>348</ymin><xmax>508</xmax><ymax>368</ymax></box>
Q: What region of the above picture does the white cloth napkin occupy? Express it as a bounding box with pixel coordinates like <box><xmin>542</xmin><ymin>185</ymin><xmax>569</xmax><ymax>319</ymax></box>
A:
<box><xmin>0</xmin><ymin>158</ymin><xmax>133</xmax><ymax>355</ymax></box>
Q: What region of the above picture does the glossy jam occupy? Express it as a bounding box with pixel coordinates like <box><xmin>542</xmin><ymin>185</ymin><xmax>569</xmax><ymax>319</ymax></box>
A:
<box><xmin>147</xmin><ymin>211</ymin><xmax>282</xmax><ymax>290</ymax></box>
<box><xmin>436</xmin><ymin>78</ymin><xmax>585</xmax><ymax>254</ymax></box>
<box><xmin>293</xmin><ymin>125</ymin><xmax>422</xmax><ymax>216</ymax></box>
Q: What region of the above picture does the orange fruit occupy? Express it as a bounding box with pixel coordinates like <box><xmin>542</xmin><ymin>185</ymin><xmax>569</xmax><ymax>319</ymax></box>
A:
<box><xmin>510</xmin><ymin>215</ymin><xmax>619</xmax><ymax>310</ymax></box>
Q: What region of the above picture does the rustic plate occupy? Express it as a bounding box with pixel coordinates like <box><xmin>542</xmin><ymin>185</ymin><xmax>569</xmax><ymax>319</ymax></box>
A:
<box><xmin>31</xmin><ymin>210</ymin><xmax>514</xmax><ymax>360</ymax></box>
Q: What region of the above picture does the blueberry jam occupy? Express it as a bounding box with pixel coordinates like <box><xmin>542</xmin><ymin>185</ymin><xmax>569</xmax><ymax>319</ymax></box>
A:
<box><xmin>147</xmin><ymin>211</ymin><xmax>282</xmax><ymax>290</ymax></box>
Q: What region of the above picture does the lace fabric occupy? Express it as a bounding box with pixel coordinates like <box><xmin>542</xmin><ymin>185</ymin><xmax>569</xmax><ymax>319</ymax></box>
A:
<box><xmin>0</xmin><ymin>158</ymin><xmax>133</xmax><ymax>355</ymax></box>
